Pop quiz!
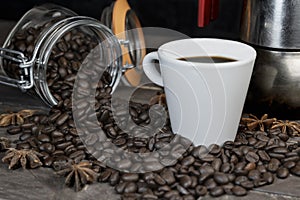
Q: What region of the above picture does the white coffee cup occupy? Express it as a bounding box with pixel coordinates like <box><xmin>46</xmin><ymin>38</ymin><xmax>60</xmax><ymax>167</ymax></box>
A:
<box><xmin>143</xmin><ymin>38</ymin><xmax>256</xmax><ymax>146</ymax></box>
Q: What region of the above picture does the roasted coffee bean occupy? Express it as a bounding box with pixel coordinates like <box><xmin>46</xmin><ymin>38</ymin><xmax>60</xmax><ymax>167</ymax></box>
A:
<box><xmin>21</xmin><ymin>123</ymin><xmax>34</xmax><ymax>129</ymax></box>
<box><xmin>56</xmin><ymin>113</ymin><xmax>69</xmax><ymax>126</ymax></box>
<box><xmin>265</xmin><ymin>144</ymin><xmax>279</xmax><ymax>151</ymax></box>
<box><xmin>232</xmin><ymin>186</ymin><xmax>247</xmax><ymax>196</ymax></box>
<box><xmin>227</xmin><ymin>174</ymin><xmax>236</xmax><ymax>182</ymax></box>
<box><xmin>177</xmin><ymin>184</ymin><xmax>189</xmax><ymax>195</ymax></box>
<box><xmin>208</xmin><ymin>144</ymin><xmax>221</xmax><ymax>155</ymax></box>
<box><xmin>51</xmin><ymin>131</ymin><xmax>64</xmax><ymax>138</ymax></box>
<box><xmin>234</xmin><ymin>162</ymin><xmax>248</xmax><ymax>175</ymax></box>
<box><xmin>84</xmin><ymin>133</ymin><xmax>98</xmax><ymax>146</ymax></box>
<box><xmin>42</xmin><ymin>126</ymin><xmax>56</xmax><ymax>134</ymax></box>
<box><xmin>39</xmin><ymin>143</ymin><xmax>55</xmax><ymax>153</ymax></box>
<box><xmin>199</xmin><ymin>165</ymin><xmax>214</xmax><ymax>183</ymax></box>
<box><xmin>204</xmin><ymin>178</ymin><xmax>217</xmax><ymax>190</ymax></box>
<box><xmin>182</xmin><ymin>195</ymin><xmax>195</xmax><ymax>200</ymax></box>
<box><xmin>109</xmin><ymin>171</ymin><xmax>120</xmax><ymax>186</ymax></box>
<box><xmin>276</xmin><ymin>167</ymin><xmax>289</xmax><ymax>179</ymax></box>
<box><xmin>257</xmin><ymin>165</ymin><xmax>267</xmax><ymax>173</ymax></box>
<box><xmin>43</xmin><ymin>157</ymin><xmax>53</xmax><ymax>167</ymax></box>
<box><xmin>285</xmin><ymin>152</ymin><xmax>298</xmax><ymax>157</ymax></box>
<box><xmin>248</xmin><ymin>170</ymin><xmax>261</xmax><ymax>181</ymax></box>
<box><xmin>283</xmin><ymin>161</ymin><xmax>296</xmax><ymax>169</ymax></box>
<box><xmin>272</xmin><ymin>147</ymin><xmax>288</xmax><ymax>154</ymax></box>
<box><xmin>115</xmin><ymin>182</ymin><xmax>127</xmax><ymax>194</ymax></box>
<box><xmin>154</xmin><ymin>174</ymin><xmax>166</xmax><ymax>186</ymax></box>
<box><xmin>181</xmin><ymin>156</ymin><xmax>195</xmax><ymax>166</ymax></box>
<box><xmin>164</xmin><ymin>190</ymin><xmax>180</xmax><ymax>199</ymax></box>
<box><xmin>107</xmin><ymin>126</ymin><xmax>117</xmax><ymax>138</ymax></box>
<box><xmin>64</xmin><ymin>145</ymin><xmax>76</xmax><ymax>155</ymax></box>
<box><xmin>240</xmin><ymin>180</ymin><xmax>254</xmax><ymax>189</ymax></box>
<box><xmin>230</xmin><ymin>154</ymin><xmax>239</xmax><ymax>164</ymax></box>
<box><xmin>278</xmin><ymin>133</ymin><xmax>289</xmax><ymax>142</ymax></box>
<box><xmin>282</xmin><ymin>156</ymin><xmax>299</xmax><ymax>163</ymax></box>
<box><xmin>268</xmin><ymin>153</ymin><xmax>285</xmax><ymax>159</ymax></box>
<box><xmin>209</xmin><ymin>186</ymin><xmax>224</xmax><ymax>197</ymax></box>
<box><xmin>245</xmin><ymin>151</ymin><xmax>259</xmax><ymax>163</ymax></box>
<box><xmin>254</xmin><ymin>141</ymin><xmax>267</xmax><ymax>149</ymax></box>
<box><xmin>192</xmin><ymin>145</ymin><xmax>208</xmax><ymax>158</ymax></box>
<box><xmin>122</xmin><ymin>174</ymin><xmax>139</xmax><ymax>182</ymax></box>
<box><xmin>195</xmin><ymin>185</ymin><xmax>207</xmax><ymax>196</ymax></box>
<box><xmin>290</xmin><ymin>165</ymin><xmax>300</xmax><ymax>176</ymax></box>
<box><xmin>31</xmin><ymin>125</ymin><xmax>39</xmax><ymax>134</ymax></box>
<box><xmin>234</xmin><ymin>176</ymin><xmax>248</xmax><ymax>185</ymax></box>
<box><xmin>52</xmin><ymin>150</ymin><xmax>65</xmax><ymax>156</ymax></box>
<box><xmin>267</xmin><ymin>158</ymin><xmax>281</xmax><ymax>172</ymax></box>
<box><xmin>213</xmin><ymin>172</ymin><xmax>229</xmax><ymax>185</ymax></box>
<box><xmin>16</xmin><ymin>142</ymin><xmax>31</xmax><ymax>149</ymax></box>
<box><xmin>212</xmin><ymin>158</ymin><xmax>222</xmax><ymax>171</ymax></box>
<box><xmin>161</xmin><ymin>169</ymin><xmax>176</xmax><ymax>185</ymax></box>
<box><xmin>180</xmin><ymin>175</ymin><xmax>192</xmax><ymax>188</ymax></box>
<box><xmin>19</xmin><ymin>133</ymin><xmax>32</xmax><ymax>141</ymax></box>
<box><xmin>199</xmin><ymin>165</ymin><xmax>214</xmax><ymax>176</ymax></box>
<box><xmin>142</xmin><ymin>194</ymin><xmax>158</xmax><ymax>200</ymax></box>
<box><xmin>69</xmin><ymin>150</ymin><xmax>85</xmax><ymax>159</ymax></box>
<box><xmin>262</xmin><ymin>172</ymin><xmax>274</xmax><ymax>184</ymax></box>
<box><xmin>52</xmin><ymin>137</ymin><xmax>65</xmax><ymax>145</ymax></box>
<box><xmin>223</xmin><ymin>141</ymin><xmax>234</xmax><ymax>150</ymax></box>
<box><xmin>124</xmin><ymin>182</ymin><xmax>137</xmax><ymax>193</ymax></box>
<box><xmin>253</xmin><ymin>179</ymin><xmax>267</xmax><ymax>187</ymax></box>
<box><xmin>117</xmin><ymin>159</ymin><xmax>132</xmax><ymax>170</ymax></box>
<box><xmin>144</xmin><ymin>162</ymin><xmax>163</xmax><ymax>172</ymax></box>
<box><xmin>221</xmin><ymin>163</ymin><xmax>231</xmax><ymax>173</ymax></box>
<box><xmin>232</xmin><ymin>148</ymin><xmax>243</xmax><ymax>157</ymax></box>
<box><xmin>99</xmin><ymin>169</ymin><xmax>112</xmax><ymax>182</ymax></box>
<box><xmin>37</xmin><ymin>134</ymin><xmax>50</xmax><ymax>143</ymax></box>
<box><xmin>248</xmin><ymin>137</ymin><xmax>257</xmax><ymax>146</ymax></box>
<box><xmin>241</xmin><ymin>146</ymin><xmax>252</xmax><ymax>155</ymax></box>
<box><xmin>56</xmin><ymin>141</ymin><xmax>72</xmax><ymax>150</ymax></box>
<box><xmin>225</xmin><ymin>184</ymin><xmax>238</xmax><ymax>196</ymax></box>
<box><xmin>257</xmin><ymin>150</ymin><xmax>270</xmax><ymax>162</ymax></box>
<box><xmin>256</xmin><ymin>134</ymin><xmax>269</xmax><ymax>142</ymax></box>
<box><xmin>244</xmin><ymin>162</ymin><xmax>256</xmax><ymax>171</ymax></box>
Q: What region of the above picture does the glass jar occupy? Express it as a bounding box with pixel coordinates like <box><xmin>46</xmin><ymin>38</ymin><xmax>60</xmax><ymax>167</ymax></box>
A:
<box><xmin>0</xmin><ymin>4</ymin><xmax>134</xmax><ymax>107</ymax></box>
<box><xmin>101</xmin><ymin>0</ymin><xmax>146</xmax><ymax>86</ymax></box>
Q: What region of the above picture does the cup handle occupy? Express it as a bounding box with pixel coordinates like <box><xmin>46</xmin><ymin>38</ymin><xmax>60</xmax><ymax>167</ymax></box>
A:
<box><xmin>142</xmin><ymin>52</ymin><xmax>163</xmax><ymax>86</ymax></box>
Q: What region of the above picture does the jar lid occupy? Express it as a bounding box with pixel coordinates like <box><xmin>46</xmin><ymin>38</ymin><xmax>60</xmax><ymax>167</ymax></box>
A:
<box><xmin>101</xmin><ymin>0</ymin><xmax>146</xmax><ymax>87</ymax></box>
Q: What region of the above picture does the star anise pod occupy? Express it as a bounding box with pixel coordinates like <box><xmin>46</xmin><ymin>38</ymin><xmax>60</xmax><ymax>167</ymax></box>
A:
<box><xmin>242</xmin><ymin>114</ymin><xmax>276</xmax><ymax>131</ymax></box>
<box><xmin>56</xmin><ymin>161</ymin><xmax>98</xmax><ymax>191</ymax></box>
<box><xmin>1</xmin><ymin>148</ymin><xmax>43</xmax><ymax>169</ymax></box>
<box><xmin>0</xmin><ymin>109</ymin><xmax>37</xmax><ymax>127</ymax></box>
<box><xmin>271</xmin><ymin>120</ymin><xmax>300</xmax><ymax>136</ymax></box>
<box><xmin>0</xmin><ymin>137</ymin><xmax>11</xmax><ymax>151</ymax></box>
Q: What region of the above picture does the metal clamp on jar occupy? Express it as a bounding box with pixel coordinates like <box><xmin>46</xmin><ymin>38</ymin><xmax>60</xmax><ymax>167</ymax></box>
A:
<box><xmin>0</xmin><ymin>3</ymin><xmax>145</xmax><ymax>108</ymax></box>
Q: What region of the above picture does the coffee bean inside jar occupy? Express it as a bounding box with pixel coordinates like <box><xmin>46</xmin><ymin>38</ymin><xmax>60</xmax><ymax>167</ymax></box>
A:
<box><xmin>0</xmin><ymin>4</ymin><xmax>123</xmax><ymax>106</ymax></box>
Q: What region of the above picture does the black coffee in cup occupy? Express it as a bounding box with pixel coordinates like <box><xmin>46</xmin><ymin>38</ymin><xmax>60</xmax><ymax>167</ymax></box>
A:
<box><xmin>178</xmin><ymin>56</ymin><xmax>237</xmax><ymax>63</ymax></box>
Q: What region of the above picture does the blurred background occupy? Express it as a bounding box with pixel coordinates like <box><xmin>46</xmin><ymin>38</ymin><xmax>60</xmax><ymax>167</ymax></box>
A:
<box><xmin>0</xmin><ymin>0</ymin><xmax>244</xmax><ymax>39</ymax></box>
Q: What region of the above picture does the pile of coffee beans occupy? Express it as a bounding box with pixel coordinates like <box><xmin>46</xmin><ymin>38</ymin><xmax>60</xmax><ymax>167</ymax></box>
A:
<box><xmin>1</xmin><ymin>19</ymin><xmax>300</xmax><ymax>200</ymax></box>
